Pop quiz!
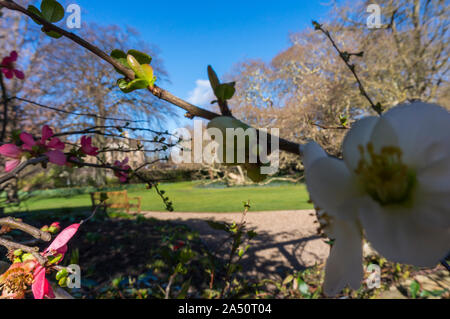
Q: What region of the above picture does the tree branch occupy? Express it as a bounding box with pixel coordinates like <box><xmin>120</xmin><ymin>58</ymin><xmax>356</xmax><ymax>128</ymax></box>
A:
<box><xmin>0</xmin><ymin>217</ymin><xmax>52</xmax><ymax>242</ymax></box>
<box><xmin>0</xmin><ymin>156</ymin><xmax>47</xmax><ymax>185</ymax></box>
<box><xmin>0</xmin><ymin>72</ymin><xmax>9</xmax><ymax>142</ymax></box>
<box><xmin>0</xmin><ymin>0</ymin><xmax>303</xmax><ymax>157</ymax></box>
<box><xmin>0</xmin><ymin>237</ymin><xmax>47</xmax><ymax>265</ymax></box>
<box><xmin>313</xmin><ymin>22</ymin><xmax>382</xmax><ymax>115</ymax></box>
<box><xmin>8</xmin><ymin>96</ymin><xmax>149</xmax><ymax>124</ymax></box>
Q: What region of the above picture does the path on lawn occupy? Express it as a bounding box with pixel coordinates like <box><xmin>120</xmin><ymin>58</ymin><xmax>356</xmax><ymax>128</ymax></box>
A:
<box><xmin>141</xmin><ymin>210</ymin><xmax>329</xmax><ymax>280</ymax></box>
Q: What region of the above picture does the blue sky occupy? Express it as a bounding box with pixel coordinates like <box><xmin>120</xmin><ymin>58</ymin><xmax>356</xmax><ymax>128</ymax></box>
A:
<box><xmin>69</xmin><ymin>0</ymin><xmax>332</xmax><ymax>126</ymax></box>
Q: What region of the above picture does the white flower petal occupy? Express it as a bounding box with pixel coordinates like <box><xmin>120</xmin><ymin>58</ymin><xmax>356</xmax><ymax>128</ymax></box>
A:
<box><xmin>380</xmin><ymin>102</ymin><xmax>450</xmax><ymax>169</ymax></box>
<box><xmin>417</xmin><ymin>155</ymin><xmax>450</xmax><ymax>193</ymax></box>
<box><xmin>323</xmin><ymin>219</ymin><xmax>364</xmax><ymax>296</ymax></box>
<box><xmin>413</xmin><ymin>191</ymin><xmax>450</xmax><ymax>229</ymax></box>
<box><xmin>358</xmin><ymin>198</ymin><xmax>450</xmax><ymax>267</ymax></box>
<box><xmin>305</xmin><ymin>156</ymin><xmax>360</xmax><ymax>220</ymax></box>
<box><xmin>302</xmin><ymin>141</ymin><xmax>327</xmax><ymax>169</ymax></box>
<box><xmin>369</xmin><ymin>116</ymin><xmax>400</xmax><ymax>153</ymax></box>
<box><xmin>342</xmin><ymin>116</ymin><xmax>379</xmax><ymax>172</ymax></box>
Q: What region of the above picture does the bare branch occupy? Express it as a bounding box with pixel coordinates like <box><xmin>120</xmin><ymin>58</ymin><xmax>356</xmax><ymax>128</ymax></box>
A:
<box><xmin>0</xmin><ymin>217</ymin><xmax>52</xmax><ymax>242</ymax></box>
<box><xmin>314</xmin><ymin>22</ymin><xmax>382</xmax><ymax>115</ymax></box>
<box><xmin>0</xmin><ymin>0</ymin><xmax>303</xmax><ymax>157</ymax></box>
<box><xmin>0</xmin><ymin>72</ymin><xmax>8</xmax><ymax>142</ymax></box>
<box><xmin>0</xmin><ymin>156</ymin><xmax>47</xmax><ymax>185</ymax></box>
<box><xmin>8</xmin><ymin>96</ymin><xmax>149</xmax><ymax>123</ymax></box>
<box><xmin>0</xmin><ymin>237</ymin><xmax>47</xmax><ymax>265</ymax></box>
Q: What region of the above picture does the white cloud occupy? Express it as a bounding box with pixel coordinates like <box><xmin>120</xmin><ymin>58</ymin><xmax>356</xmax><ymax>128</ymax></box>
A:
<box><xmin>186</xmin><ymin>79</ymin><xmax>215</xmax><ymax>106</ymax></box>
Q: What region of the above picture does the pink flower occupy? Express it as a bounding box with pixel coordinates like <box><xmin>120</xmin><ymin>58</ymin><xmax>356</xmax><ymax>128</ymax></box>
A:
<box><xmin>32</xmin><ymin>223</ymin><xmax>80</xmax><ymax>299</ymax></box>
<box><xmin>20</xmin><ymin>125</ymin><xmax>66</xmax><ymax>166</ymax></box>
<box><xmin>1</xmin><ymin>51</ymin><xmax>24</xmax><ymax>80</ymax></box>
<box><xmin>32</xmin><ymin>266</ymin><xmax>55</xmax><ymax>299</ymax></box>
<box><xmin>113</xmin><ymin>158</ymin><xmax>131</xmax><ymax>183</ymax></box>
<box><xmin>0</xmin><ymin>143</ymin><xmax>23</xmax><ymax>172</ymax></box>
<box><xmin>0</xmin><ymin>260</ymin><xmax>38</xmax><ymax>299</ymax></box>
<box><xmin>80</xmin><ymin>136</ymin><xmax>99</xmax><ymax>156</ymax></box>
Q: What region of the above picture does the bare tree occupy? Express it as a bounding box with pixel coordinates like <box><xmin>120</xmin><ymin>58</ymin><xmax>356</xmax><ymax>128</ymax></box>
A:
<box><xmin>1</xmin><ymin>7</ymin><xmax>173</xmax><ymax>184</ymax></box>
<box><xmin>227</xmin><ymin>0</ymin><xmax>449</xmax><ymax>170</ymax></box>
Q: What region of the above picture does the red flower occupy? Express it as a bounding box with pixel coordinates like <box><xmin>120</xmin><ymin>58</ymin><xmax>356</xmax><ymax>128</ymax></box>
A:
<box><xmin>32</xmin><ymin>223</ymin><xmax>80</xmax><ymax>299</ymax></box>
<box><xmin>0</xmin><ymin>125</ymin><xmax>67</xmax><ymax>171</ymax></box>
<box><xmin>1</xmin><ymin>51</ymin><xmax>24</xmax><ymax>80</ymax></box>
<box><xmin>113</xmin><ymin>158</ymin><xmax>131</xmax><ymax>183</ymax></box>
<box><xmin>80</xmin><ymin>136</ymin><xmax>99</xmax><ymax>156</ymax></box>
<box><xmin>0</xmin><ymin>260</ymin><xmax>36</xmax><ymax>299</ymax></box>
<box><xmin>0</xmin><ymin>143</ymin><xmax>23</xmax><ymax>172</ymax></box>
<box><xmin>173</xmin><ymin>240</ymin><xmax>185</xmax><ymax>251</ymax></box>
<box><xmin>0</xmin><ymin>223</ymin><xmax>80</xmax><ymax>299</ymax></box>
<box><xmin>20</xmin><ymin>125</ymin><xmax>66</xmax><ymax>166</ymax></box>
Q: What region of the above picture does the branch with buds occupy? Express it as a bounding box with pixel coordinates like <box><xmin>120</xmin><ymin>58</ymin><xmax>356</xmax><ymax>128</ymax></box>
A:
<box><xmin>0</xmin><ymin>0</ymin><xmax>303</xmax><ymax>157</ymax></box>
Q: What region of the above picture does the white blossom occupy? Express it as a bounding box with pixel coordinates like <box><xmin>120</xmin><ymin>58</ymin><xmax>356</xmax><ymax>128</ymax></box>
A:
<box><xmin>303</xmin><ymin>101</ymin><xmax>450</xmax><ymax>296</ymax></box>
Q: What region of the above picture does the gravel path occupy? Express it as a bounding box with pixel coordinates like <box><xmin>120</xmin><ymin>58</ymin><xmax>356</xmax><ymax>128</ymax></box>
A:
<box><xmin>141</xmin><ymin>210</ymin><xmax>329</xmax><ymax>280</ymax></box>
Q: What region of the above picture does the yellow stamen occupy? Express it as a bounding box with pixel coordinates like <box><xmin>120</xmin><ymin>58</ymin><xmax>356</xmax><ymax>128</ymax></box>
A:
<box><xmin>355</xmin><ymin>143</ymin><xmax>416</xmax><ymax>206</ymax></box>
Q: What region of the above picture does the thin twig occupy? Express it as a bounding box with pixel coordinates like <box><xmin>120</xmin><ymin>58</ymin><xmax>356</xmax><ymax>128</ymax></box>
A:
<box><xmin>310</xmin><ymin>122</ymin><xmax>349</xmax><ymax>130</ymax></box>
<box><xmin>54</xmin><ymin>125</ymin><xmax>175</xmax><ymax>138</ymax></box>
<box><xmin>0</xmin><ymin>72</ymin><xmax>8</xmax><ymax>142</ymax></box>
<box><xmin>219</xmin><ymin>202</ymin><xmax>250</xmax><ymax>298</ymax></box>
<box><xmin>9</xmin><ymin>96</ymin><xmax>149</xmax><ymax>123</ymax></box>
<box><xmin>0</xmin><ymin>156</ymin><xmax>47</xmax><ymax>185</ymax></box>
<box><xmin>164</xmin><ymin>272</ymin><xmax>177</xmax><ymax>299</ymax></box>
<box><xmin>80</xmin><ymin>200</ymin><xmax>105</xmax><ymax>225</ymax></box>
<box><xmin>313</xmin><ymin>22</ymin><xmax>382</xmax><ymax>115</ymax></box>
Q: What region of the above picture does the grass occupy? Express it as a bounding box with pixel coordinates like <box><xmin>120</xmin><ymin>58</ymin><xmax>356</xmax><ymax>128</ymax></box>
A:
<box><xmin>7</xmin><ymin>181</ymin><xmax>313</xmax><ymax>213</ymax></box>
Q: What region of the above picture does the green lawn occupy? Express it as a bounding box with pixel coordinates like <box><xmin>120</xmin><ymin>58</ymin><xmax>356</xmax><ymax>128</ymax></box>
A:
<box><xmin>9</xmin><ymin>181</ymin><xmax>313</xmax><ymax>213</ymax></box>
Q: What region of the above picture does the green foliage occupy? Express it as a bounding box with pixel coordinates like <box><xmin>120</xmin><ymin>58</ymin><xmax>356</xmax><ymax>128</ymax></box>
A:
<box><xmin>409</xmin><ymin>280</ymin><xmax>420</xmax><ymax>299</ymax></box>
<box><xmin>214</xmin><ymin>82</ymin><xmax>236</xmax><ymax>101</ymax></box>
<box><xmin>339</xmin><ymin>114</ymin><xmax>349</xmax><ymax>127</ymax></box>
<box><xmin>27</xmin><ymin>0</ymin><xmax>65</xmax><ymax>38</ymax></box>
<box><xmin>127</xmin><ymin>49</ymin><xmax>152</xmax><ymax>64</ymax></box>
<box><xmin>40</xmin><ymin>0</ymin><xmax>65</xmax><ymax>22</ymax></box>
<box><xmin>176</xmin><ymin>278</ymin><xmax>192</xmax><ymax>299</ymax></box>
<box><xmin>110</xmin><ymin>49</ymin><xmax>156</xmax><ymax>93</ymax></box>
<box><xmin>117</xmin><ymin>78</ymin><xmax>149</xmax><ymax>93</ymax></box>
<box><xmin>207</xmin><ymin>65</ymin><xmax>220</xmax><ymax>91</ymax></box>
<box><xmin>110</xmin><ymin>49</ymin><xmax>129</xmax><ymax>75</ymax></box>
<box><xmin>207</xmin><ymin>65</ymin><xmax>236</xmax><ymax>103</ymax></box>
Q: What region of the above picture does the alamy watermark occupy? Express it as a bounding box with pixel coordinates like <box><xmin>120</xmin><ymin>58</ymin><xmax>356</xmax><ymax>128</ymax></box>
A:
<box><xmin>170</xmin><ymin>120</ymin><xmax>280</xmax><ymax>175</ymax></box>
<box><xmin>365</xmin><ymin>264</ymin><xmax>381</xmax><ymax>289</ymax></box>
<box><xmin>366</xmin><ymin>4</ymin><xmax>382</xmax><ymax>29</ymax></box>
<box><xmin>66</xmin><ymin>4</ymin><xmax>81</xmax><ymax>29</ymax></box>
<box><xmin>66</xmin><ymin>264</ymin><xmax>81</xmax><ymax>289</ymax></box>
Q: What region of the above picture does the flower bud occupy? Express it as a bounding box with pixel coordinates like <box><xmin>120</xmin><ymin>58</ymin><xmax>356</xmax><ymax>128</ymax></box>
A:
<box><xmin>58</xmin><ymin>277</ymin><xmax>68</xmax><ymax>287</ymax></box>
<box><xmin>22</xmin><ymin>253</ymin><xmax>36</xmax><ymax>262</ymax></box>
<box><xmin>56</xmin><ymin>268</ymin><xmax>68</xmax><ymax>281</ymax></box>
<box><xmin>13</xmin><ymin>249</ymin><xmax>23</xmax><ymax>257</ymax></box>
